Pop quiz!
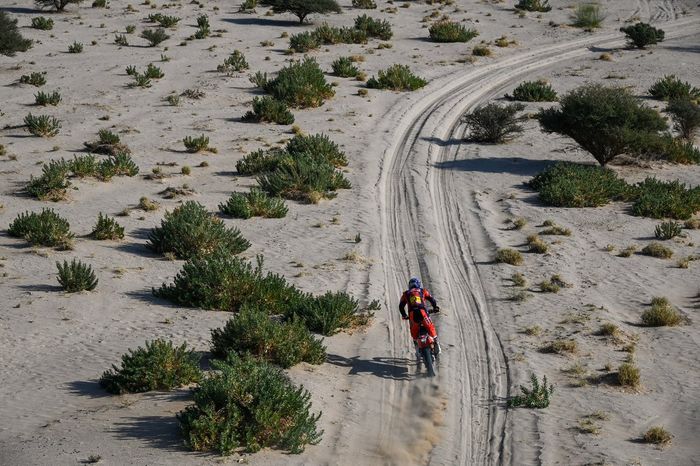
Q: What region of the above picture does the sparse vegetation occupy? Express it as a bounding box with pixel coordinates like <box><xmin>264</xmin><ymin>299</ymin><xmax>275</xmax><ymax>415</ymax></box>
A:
<box><xmin>617</xmin><ymin>362</ymin><xmax>640</xmax><ymax>388</ymax></box>
<box><xmin>31</xmin><ymin>16</ymin><xmax>54</xmax><ymax>30</ymax></box>
<box><xmin>631</xmin><ymin>178</ymin><xmax>700</xmax><ymax>220</ymax></box>
<box><xmin>527</xmin><ymin>234</ymin><xmax>548</xmax><ymax>254</ymax></box>
<box><xmin>572</xmin><ymin>3</ymin><xmax>605</xmax><ymax>29</ymax></box>
<box><xmin>242</xmin><ymin>96</ymin><xmax>295</xmax><ymax>125</ymax></box>
<box><xmin>366</xmin><ymin>64</ymin><xmax>426</xmax><ymax>91</ymax></box>
<box><xmin>24</xmin><ymin>113</ymin><xmax>61</xmax><ymax>137</ymax></box>
<box><xmin>56</xmin><ymin>259</ymin><xmax>98</xmax><ymax>292</ymax></box>
<box><xmin>352</xmin><ymin>0</ymin><xmax>376</xmax><ymax>8</ymax></box>
<box><xmin>34</xmin><ymin>0</ymin><xmax>83</xmax><ymax>11</ymax></box>
<box><xmin>515</xmin><ymin>0</ymin><xmax>551</xmax><ymax>12</ymax></box>
<box><xmin>8</xmin><ymin>209</ymin><xmax>73</xmax><ymax>248</ymax></box>
<box><xmin>1</xmin><ymin>12</ymin><xmax>33</xmax><ymax>57</ymax></box>
<box><xmin>35</xmin><ymin>90</ymin><xmax>61</xmax><ymax>106</ymax></box>
<box><xmin>507</xmin><ymin>80</ymin><xmax>557</xmax><ymax>102</ymax></box>
<box><xmin>253</xmin><ymin>58</ymin><xmax>334</xmax><ymax>108</ymax></box>
<box><xmin>495</xmin><ymin>248</ymin><xmax>523</xmax><ymax>265</ymax></box>
<box><xmin>643</xmin><ymin>426</ymin><xmax>672</xmax><ymax>446</ymax></box>
<box><xmin>428</xmin><ymin>20</ymin><xmax>477</xmax><ymax>43</ymax></box>
<box><xmin>89</xmin><ymin>213</ymin><xmax>125</xmax><ymax>240</ymax></box>
<box><xmin>219</xmin><ymin>188</ymin><xmax>288</xmax><ymax>219</ymax></box>
<box><xmin>68</xmin><ymin>41</ymin><xmax>84</xmax><ymax>53</ymax></box>
<box><xmin>217</xmin><ymin>50</ymin><xmax>249</xmax><ymax>75</ymax></box>
<box><xmin>528</xmin><ymin>163</ymin><xmax>627</xmax><ymax>207</ymax></box>
<box><xmin>19</xmin><ymin>72</ymin><xmax>46</xmax><ymax>87</ymax></box>
<box><xmin>641</xmin><ymin>242</ymin><xmax>673</xmax><ymax>258</ymax></box>
<box><xmin>666</xmin><ymin>99</ymin><xmax>700</xmax><ymax>140</ymax></box>
<box><xmin>655</xmin><ymin>221</ymin><xmax>682</xmax><ymax>240</ymax></box>
<box><xmin>620</xmin><ymin>22</ymin><xmax>664</xmax><ymax>48</ymax></box>
<box><xmin>462</xmin><ymin>103</ymin><xmax>525</xmax><ymax>143</ymax></box>
<box><xmin>141</xmin><ymin>28</ymin><xmax>170</xmax><ymax>47</ymax></box>
<box><xmin>648</xmin><ymin>75</ymin><xmax>700</xmax><ymax>101</ymax></box>
<box><xmin>542</xmin><ymin>339</ymin><xmax>577</xmax><ymax>354</ymax></box>
<box><xmin>259</xmin><ymin>0</ymin><xmax>341</xmax><ymax>23</ymax></box>
<box><xmin>508</xmin><ymin>373</ymin><xmax>554</xmax><ymax>408</ymax></box>
<box><xmin>641</xmin><ymin>296</ymin><xmax>681</xmax><ymax>326</ymax></box>
<box><xmin>511</xmin><ymin>272</ymin><xmax>527</xmax><ymax>287</ymax></box>
<box><xmin>472</xmin><ymin>45</ymin><xmax>492</xmax><ymax>56</ymax></box>
<box><xmin>354</xmin><ymin>15</ymin><xmax>392</xmax><ymax>40</ymax></box>
<box><xmin>183</xmin><ymin>134</ymin><xmax>211</xmax><ymax>153</ymax></box>
<box><xmin>331</xmin><ymin>56</ymin><xmax>359</xmax><ymax>78</ymax></box>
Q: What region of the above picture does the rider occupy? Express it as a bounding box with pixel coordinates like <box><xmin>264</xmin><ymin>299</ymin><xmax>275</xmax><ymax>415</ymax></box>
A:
<box><xmin>399</xmin><ymin>277</ymin><xmax>441</xmax><ymax>356</ymax></box>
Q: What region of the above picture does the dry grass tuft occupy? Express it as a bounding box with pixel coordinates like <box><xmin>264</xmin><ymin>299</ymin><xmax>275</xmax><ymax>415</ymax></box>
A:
<box><xmin>541</xmin><ymin>339</ymin><xmax>577</xmax><ymax>354</ymax></box>
<box><xmin>643</xmin><ymin>426</ymin><xmax>672</xmax><ymax>447</ymax></box>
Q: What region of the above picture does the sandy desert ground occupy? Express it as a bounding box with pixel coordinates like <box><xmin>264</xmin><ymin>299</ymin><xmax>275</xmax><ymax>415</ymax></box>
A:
<box><xmin>1</xmin><ymin>0</ymin><xmax>699</xmax><ymax>464</ymax></box>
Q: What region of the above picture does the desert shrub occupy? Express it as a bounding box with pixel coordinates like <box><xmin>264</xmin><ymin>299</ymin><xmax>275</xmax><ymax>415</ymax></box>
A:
<box><xmin>260</xmin><ymin>0</ymin><xmax>341</xmax><ymax>23</ymax></box>
<box><xmin>666</xmin><ymin>99</ymin><xmax>700</xmax><ymax>140</ymax></box>
<box><xmin>507</xmin><ymin>80</ymin><xmax>557</xmax><ymax>102</ymax></box>
<box><xmin>287</xmin><ymin>132</ymin><xmax>347</xmax><ymax>167</ymax></box>
<box><xmin>643</xmin><ymin>427</ymin><xmax>672</xmax><ymax>446</ymax></box>
<box><xmin>56</xmin><ymin>259</ymin><xmax>98</xmax><ymax>292</ymax></box>
<box><xmin>8</xmin><ymin>209</ymin><xmax>73</xmax><ymax>248</ymax></box>
<box><xmin>463</xmin><ymin>103</ymin><xmax>525</xmax><ymax>143</ymax></box>
<box><xmin>542</xmin><ymin>339</ymin><xmax>577</xmax><ymax>354</ymax></box>
<box><xmin>84</xmin><ymin>129</ymin><xmax>130</xmax><ymax>155</ymax></box>
<box><xmin>193</xmin><ymin>14</ymin><xmax>210</xmax><ymax>39</ymax></box>
<box><xmin>130</xmin><ymin>73</ymin><xmax>151</xmax><ymax>88</ymax></box>
<box><xmin>616</xmin><ymin>362</ymin><xmax>640</xmax><ymax>388</ymax></box>
<box><xmin>354</xmin><ymin>15</ymin><xmax>392</xmax><ymax>40</ymax></box>
<box><xmin>261</xmin><ymin>58</ymin><xmax>334</xmax><ymax>108</ymax></box>
<box><xmin>428</xmin><ymin>20</ymin><xmax>478</xmax><ymax>43</ymax></box>
<box><xmin>538</xmin><ymin>84</ymin><xmax>667</xmax><ymax>165</ymax></box>
<box><xmin>92</xmin><ymin>0</ymin><xmax>106</xmax><ymax>7</ymax></box>
<box><xmin>183</xmin><ymin>134</ymin><xmax>210</xmax><ymax>153</ymax></box>
<box><xmin>148</xmin><ymin>201</ymin><xmax>250</xmax><ymax>260</ymax></box>
<box><xmin>68</xmin><ymin>41</ymin><xmax>83</xmax><ymax>53</ymax></box>
<box><xmin>219</xmin><ymin>188</ymin><xmax>288</xmax><ymax>219</ymax></box>
<box><xmin>331</xmin><ymin>56</ymin><xmax>359</xmax><ymax>78</ymax></box>
<box><xmin>508</xmin><ymin>373</ymin><xmax>554</xmax><ymax>408</ymax></box>
<box><xmin>143</xmin><ymin>63</ymin><xmax>164</xmax><ymax>79</ymax></box>
<box><xmin>31</xmin><ymin>16</ymin><xmax>54</xmax><ymax>30</ymax></box>
<box><xmin>98</xmin><ymin>152</ymin><xmax>139</xmax><ymax>177</ymax></box>
<box><xmin>157</xmin><ymin>15</ymin><xmax>180</xmax><ymax>28</ymax></box>
<box><xmin>511</xmin><ymin>273</ymin><xmax>527</xmax><ymax>287</ymax></box>
<box><xmin>141</xmin><ymin>28</ymin><xmax>169</xmax><ymax>46</ymax></box>
<box><xmin>100</xmin><ymin>339</ymin><xmax>201</xmax><ymax>394</ymax></box>
<box><xmin>26</xmin><ymin>159</ymin><xmax>70</xmax><ymax>200</ymax></box>
<box><xmin>648</xmin><ymin>75</ymin><xmax>700</xmax><ymax>101</ymax></box>
<box><xmin>35</xmin><ymin>90</ymin><xmax>61</xmax><ymax>106</ymax></box>
<box><xmin>217</xmin><ymin>50</ymin><xmax>249</xmax><ymax>74</ymax></box>
<box><xmin>289</xmin><ymin>31</ymin><xmax>320</xmax><ymax>52</ymax></box>
<box><xmin>527</xmin><ymin>234</ymin><xmax>549</xmax><ymax>254</ymax></box>
<box><xmin>24</xmin><ymin>113</ymin><xmax>61</xmax><ymax>137</ymax></box>
<box><xmin>236</xmin><ymin>148</ymin><xmax>287</xmax><ymax>175</ymax></box>
<box><xmin>366</xmin><ymin>64</ymin><xmax>427</xmax><ymax>91</ymax></box>
<box><xmin>641</xmin><ymin>242</ymin><xmax>673</xmax><ymax>258</ymax></box>
<box><xmin>89</xmin><ymin>213</ymin><xmax>125</xmax><ymax>240</ymax></box>
<box><xmin>68</xmin><ymin>154</ymin><xmax>99</xmax><ymax>178</ymax></box>
<box><xmin>628</xmin><ymin>132</ymin><xmax>700</xmax><ymax>164</ymax></box>
<box><xmin>239</xmin><ymin>0</ymin><xmax>257</xmax><ymax>11</ymax></box>
<box><xmin>292</xmin><ymin>291</ymin><xmax>366</xmax><ymax>335</ymax></box>
<box><xmin>685</xmin><ymin>218</ymin><xmax>700</xmax><ymax>229</ymax></box>
<box><xmin>19</xmin><ymin>72</ymin><xmax>46</xmax><ymax>87</ymax></box>
<box><xmin>178</xmin><ymin>355</ymin><xmax>322</xmax><ymax>454</ymax></box>
<box><xmin>541</xmin><ymin>225</ymin><xmax>571</xmax><ymax>236</ymax></box>
<box><xmin>35</xmin><ymin>0</ymin><xmax>83</xmax><ymax>11</ymax></box>
<box><xmin>210</xmin><ymin>305</ymin><xmax>326</xmax><ymax>367</ymax></box>
<box><xmin>352</xmin><ymin>0</ymin><xmax>376</xmax><ymax>8</ymax></box>
<box><xmin>654</xmin><ymin>221</ymin><xmax>682</xmax><ymax>240</ymax></box>
<box><xmin>641</xmin><ymin>296</ymin><xmax>681</xmax><ymax>326</ymax></box>
<box><xmin>114</xmin><ymin>34</ymin><xmax>129</xmax><ymax>46</ymax></box>
<box><xmin>495</xmin><ymin>248</ymin><xmax>523</xmax><ymax>265</ymax></box>
<box><xmin>631</xmin><ymin>178</ymin><xmax>700</xmax><ymax>220</ymax></box>
<box><xmin>242</xmin><ymin>96</ymin><xmax>295</xmax><ymax>125</ymax></box>
<box><xmin>572</xmin><ymin>3</ymin><xmax>605</xmax><ymax>29</ymax></box>
<box><xmin>0</xmin><ymin>12</ymin><xmax>32</xmax><ymax>56</ymax></box>
<box><xmin>528</xmin><ymin>162</ymin><xmax>632</xmax><ymax>207</ymax></box>
<box><xmin>620</xmin><ymin>22</ymin><xmax>664</xmax><ymax>48</ymax></box>
<box><xmin>472</xmin><ymin>45</ymin><xmax>492</xmax><ymax>56</ymax></box>
<box><xmin>515</xmin><ymin>0</ymin><xmax>550</xmax><ymax>12</ymax></box>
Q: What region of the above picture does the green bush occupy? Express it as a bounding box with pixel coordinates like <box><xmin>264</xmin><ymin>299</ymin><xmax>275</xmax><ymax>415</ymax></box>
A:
<box><xmin>156</xmin><ymin>15</ymin><xmax>180</xmax><ymax>28</ymax></box>
<box><xmin>19</xmin><ymin>72</ymin><xmax>46</xmax><ymax>87</ymax></box>
<box><xmin>643</xmin><ymin>427</ymin><xmax>672</xmax><ymax>446</ymax></box>
<box><xmin>495</xmin><ymin>248</ymin><xmax>523</xmax><ymax>265</ymax></box>
<box><xmin>26</xmin><ymin>159</ymin><xmax>71</xmax><ymax>201</ymax></box>
<box><xmin>292</xmin><ymin>291</ymin><xmax>366</xmax><ymax>336</ymax></box>
<box><xmin>115</xmin><ymin>34</ymin><xmax>129</xmax><ymax>46</ymax></box>
<box><xmin>366</xmin><ymin>64</ymin><xmax>427</xmax><ymax>91</ymax></box>
<box><xmin>100</xmin><ymin>339</ymin><xmax>201</xmax><ymax>394</ymax></box>
<box><xmin>69</xmin><ymin>154</ymin><xmax>99</xmax><ymax>178</ymax></box>
<box><xmin>354</xmin><ymin>15</ymin><xmax>392</xmax><ymax>40</ymax></box>
<box><xmin>666</xmin><ymin>99</ymin><xmax>700</xmax><ymax>140</ymax></box>
<box><xmin>31</xmin><ymin>16</ymin><xmax>54</xmax><ymax>30</ymax></box>
<box><xmin>640</xmin><ymin>242</ymin><xmax>673</xmax><ymax>259</ymax></box>
<box><xmin>331</xmin><ymin>56</ymin><xmax>359</xmax><ymax>78</ymax></box>
<box><xmin>287</xmin><ymin>132</ymin><xmax>347</xmax><ymax>167</ymax></box>
<box><xmin>641</xmin><ymin>297</ymin><xmax>681</xmax><ymax>326</ymax></box>
<box><xmin>178</xmin><ymin>355</ymin><xmax>322</xmax><ymax>454</ymax></box>
<box><xmin>35</xmin><ymin>0</ymin><xmax>83</xmax><ymax>11</ymax></box>
<box><xmin>219</xmin><ymin>188</ymin><xmax>288</xmax><ymax>219</ymax></box>
<box><xmin>655</xmin><ymin>221</ymin><xmax>682</xmax><ymax>240</ymax></box>
<box><xmin>144</xmin><ymin>63</ymin><xmax>164</xmax><ymax>79</ymax></box>
<box><xmin>628</xmin><ymin>132</ymin><xmax>700</xmax><ymax>164</ymax></box>
<box><xmin>620</xmin><ymin>22</ymin><xmax>664</xmax><ymax>48</ymax></box>
<box><xmin>648</xmin><ymin>75</ymin><xmax>700</xmax><ymax>101</ymax></box>
<box><xmin>8</xmin><ymin>209</ymin><xmax>74</xmax><ymax>248</ymax></box>
<box><xmin>260</xmin><ymin>0</ymin><xmax>341</xmax><ymax>23</ymax></box>
<box><xmin>236</xmin><ymin>148</ymin><xmax>287</xmax><ymax>175</ymax></box>
<box><xmin>631</xmin><ymin>178</ymin><xmax>700</xmax><ymax>220</ymax></box>
<box><xmin>258</xmin><ymin>58</ymin><xmax>334</xmax><ymax>108</ymax></box>
<box><xmin>193</xmin><ymin>14</ymin><xmax>210</xmax><ymax>39</ymax></box>
<box><xmin>289</xmin><ymin>31</ymin><xmax>320</xmax><ymax>53</ymax></box>
<box><xmin>84</xmin><ymin>129</ymin><xmax>130</xmax><ymax>156</ymax></box>
<box><xmin>89</xmin><ymin>213</ymin><xmax>125</xmax><ymax>240</ymax></box>
<box><xmin>148</xmin><ymin>201</ymin><xmax>250</xmax><ymax>260</ymax></box>
<box><xmin>56</xmin><ymin>259</ymin><xmax>98</xmax><ymax>292</ymax></box>
<box><xmin>35</xmin><ymin>90</ymin><xmax>61</xmax><ymax>106</ymax></box>
<box><xmin>242</xmin><ymin>96</ymin><xmax>295</xmax><ymax>125</ymax></box>
<box><xmin>210</xmin><ymin>305</ymin><xmax>326</xmax><ymax>368</ymax></box>
<box><xmin>528</xmin><ymin>162</ymin><xmax>632</xmax><ymax>207</ymax></box>
<box><xmin>572</xmin><ymin>3</ymin><xmax>605</xmax><ymax>29</ymax></box>
<box><xmin>428</xmin><ymin>20</ymin><xmax>478</xmax><ymax>43</ymax></box>
<box><xmin>508</xmin><ymin>374</ymin><xmax>554</xmax><ymax>408</ymax></box>
<box><xmin>217</xmin><ymin>50</ymin><xmax>249</xmax><ymax>74</ymax></box>
<box><xmin>312</xmin><ymin>23</ymin><xmax>367</xmax><ymax>45</ymax></box>
<box><xmin>507</xmin><ymin>80</ymin><xmax>557</xmax><ymax>102</ymax></box>
<box><xmin>0</xmin><ymin>12</ymin><xmax>32</xmax><ymax>56</ymax></box>
<box><xmin>24</xmin><ymin>113</ymin><xmax>61</xmax><ymax>137</ymax></box>
<box><xmin>617</xmin><ymin>363</ymin><xmax>640</xmax><ymax>388</ymax></box>
<box><xmin>538</xmin><ymin>84</ymin><xmax>667</xmax><ymax>165</ymax></box>
<box><xmin>141</xmin><ymin>28</ymin><xmax>169</xmax><ymax>47</ymax></box>
<box><xmin>463</xmin><ymin>103</ymin><xmax>525</xmax><ymax>143</ymax></box>
<box><xmin>68</xmin><ymin>41</ymin><xmax>83</xmax><ymax>53</ymax></box>
<box><xmin>183</xmin><ymin>134</ymin><xmax>210</xmax><ymax>153</ymax></box>
<box><xmin>515</xmin><ymin>0</ymin><xmax>551</xmax><ymax>12</ymax></box>
<box><xmin>98</xmin><ymin>152</ymin><xmax>140</xmax><ymax>177</ymax></box>
<box><xmin>352</xmin><ymin>0</ymin><xmax>376</xmax><ymax>8</ymax></box>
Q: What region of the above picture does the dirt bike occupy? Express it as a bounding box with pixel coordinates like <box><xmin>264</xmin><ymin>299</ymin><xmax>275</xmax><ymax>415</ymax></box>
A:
<box><xmin>415</xmin><ymin>317</ymin><xmax>440</xmax><ymax>377</ymax></box>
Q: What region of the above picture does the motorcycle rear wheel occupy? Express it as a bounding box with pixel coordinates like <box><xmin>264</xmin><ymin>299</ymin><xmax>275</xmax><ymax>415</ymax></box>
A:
<box><xmin>421</xmin><ymin>347</ymin><xmax>436</xmax><ymax>377</ymax></box>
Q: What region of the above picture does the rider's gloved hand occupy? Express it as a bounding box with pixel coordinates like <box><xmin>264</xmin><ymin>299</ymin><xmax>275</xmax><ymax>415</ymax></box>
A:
<box><xmin>433</xmin><ymin>306</ymin><xmax>440</xmax><ymax>313</ymax></box>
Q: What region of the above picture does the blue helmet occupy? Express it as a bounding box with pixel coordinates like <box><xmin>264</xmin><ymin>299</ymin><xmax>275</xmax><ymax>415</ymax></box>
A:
<box><xmin>408</xmin><ymin>277</ymin><xmax>422</xmax><ymax>289</ymax></box>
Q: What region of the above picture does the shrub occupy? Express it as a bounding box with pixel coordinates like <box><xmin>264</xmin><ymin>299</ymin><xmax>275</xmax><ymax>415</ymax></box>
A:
<box><xmin>527</xmin><ymin>234</ymin><xmax>548</xmax><ymax>254</ymax></box>
<box><xmin>156</xmin><ymin>15</ymin><xmax>180</xmax><ymax>28</ymax></box>
<box><xmin>631</xmin><ymin>178</ymin><xmax>700</xmax><ymax>220</ymax></box>
<box><xmin>68</xmin><ymin>154</ymin><xmax>98</xmax><ymax>178</ymax></box>
<box><xmin>286</xmin><ymin>132</ymin><xmax>347</xmax><ymax>167</ymax></box>
<box><xmin>236</xmin><ymin>148</ymin><xmax>287</xmax><ymax>175</ymax></box>
<box><xmin>178</xmin><ymin>355</ymin><xmax>322</xmax><ymax>454</ymax></box>
<box><xmin>99</xmin><ymin>152</ymin><xmax>139</xmax><ymax>177</ymax></box>
<box><xmin>643</xmin><ymin>427</ymin><xmax>672</xmax><ymax>446</ymax></box>
<box><xmin>640</xmin><ymin>242</ymin><xmax>673</xmax><ymax>258</ymax></box>
<box><xmin>511</xmin><ymin>273</ymin><xmax>527</xmax><ymax>287</ymax></box>
<box><xmin>331</xmin><ymin>56</ymin><xmax>359</xmax><ymax>78</ymax></box>
<box><xmin>217</xmin><ymin>50</ymin><xmax>249</xmax><ymax>75</ymax></box>
<box><xmin>538</xmin><ymin>84</ymin><xmax>667</xmax><ymax>165</ymax></box>
<box><xmin>148</xmin><ymin>201</ymin><xmax>250</xmax><ymax>260</ymax></box>
<box><xmin>35</xmin><ymin>90</ymin><xmax>61</xmax><ymax>106</ymax></box>
<box><xmin>542</xmin><ymin>339</ymin><xmax>577</xmax><ymax>353</ymax></box>
<box><xmin>239</xmin><ymin>0</ymin><xmax>257</xmax><ymax>11</ymax></box>
<box><xmin>19</xmin><ymin>72</ymin><xmax>46</xmax><ymax>87</ymax></box>
<box><xmin>616</xmin><ymin>362</ymin><xmax>640</xmax><ymax>388</ymax></box>
<box><xmin>210</xmin><ymin>306</ymin><xmax>326</xmax><ymax>367</ymax></box>
<box><xmin>641</xmin><ymin>297</ymin><xmax>681</xmax><ymax>326</ymax></box>
<box><xmin>654</xmin><ymin>221</ymin><xmax>682</xmax><ymax>240</ymax></box>
<box><xmin>620</xmin><ymin>22</ymin><xmax>664</xmax><ymax>48</ymax></box>
<box><xmin>260</xmin><ymin>0</ymin><xmax>341</xmax><ymax>23</ymax></box>
<box><xmin>292</xmin><ymin>291</ymin><xmax>368</xmax><ymax>335</ymax></box>
<box><xmin>130</xmin><ymin>73</ymin><xmax>151</xmax><ymax>88</ymax></box>
<box><xmin>68</xmin><ymin>41</ymin><xmax>83</xmax><ymax>53</ymax></box>
<box><xmin>89</xmin><ymin>213</ymin><xmax>125</xmax><ymax>240</ymax></box>
<box><xmin>541</xmin><ymin>225</ymin><xmax>571</xmax><ymax>236</ymax></box>
<box><xmin>144</xmin><ymin>63</ymin><xmax>164</xmax><ymax>79</ymax></box>
<box><xmin>463</xmin><ymin>102</ymin><xmax>525</xmax><ymax>143</ymax></box>
<box><xmin>219</xmin><ymin>188</ymin><xmax>288</xmax><ymax>219</ymax></box>
<box><xmin>528</xmin><ymin>163</ymin><xmax>632</xmax><ymax>207</ymax></box>
<box><xmin>8</xmin><ymin>209</ymin><xmax>73</xmax><ymax>248</ymax></box>
<box><xmin>572</xmin><ymin>3</ymin><xmax>605</xmax><ymax>29</ymax></box>
<box><xmin>495</xmin><ymin>248</ymin><xmax>523</xmax><ymax>265</ymax></box>
<box><xmin>24</xmin><ymin>113</ymin><xmax>61</xmax><ymax>137</ymax></box>
<box><xmin>261</xmin><ymin>58</ymin><xmax>334</xmax><ymax>108</ymax></box>
<box><xmin>628</xmin><ymin>132</ymin><xmax>700</xmax><ymax>164</ymax></box>
<box><xmin>35</xmin><ymin>0</ymin><xmax>83</xmax><ymax>11</ymax></box>
<box><xmin>507</xmin><ymin>373</ymin><xmax>554</xmax><ymax>408</ymax></box>
<box><xmin>515</xmin><ymin>0</ymin><xmax>551</xmax><ymax>12</ymax></box>
<box><xmin>354</xmin><ymin>15</ymin><xmax>392</xmax><ymax>40</ymax></box>
<box><xmin>428</xmin><ymin>20</ymin><xmax>478</xmax><ymax>43</ymax></box>
<box><xmin>56</xmin><ymin>259</ymin><xmax>98</xmax><ymax>292</ymax></box>
<box><xmin>648</xmin><ymin>75</ymin><xmax>700</xmax><ymax>101</ymax></box>
<box><xmin>114</xmin><ymin>34</ymin><xmax>129</xmax><ymax>46</ymax></box>
<box><xmin>242</xmin><ymin>96</ymin><xmax>295</xmax><ymax>125</ymax></box>
<box><xmin>666</xmin><ymin>99</ymin><xmax>700</xmax><ymax>140</ymax></box>
<box><xmin>183</xmin><ymin>134</ymin><xmax>210</xmax><ymax>153</ymax></box>
<box><xmin>507</xmin><ymin>80</ymin><xmax>557</xmax><ymax>102</ymax></box>
<box><xmin>0</xmin><ymin>12</ymin><xmax>33</xmax><ymax>56</ymax></box>
<box><xmin>472</xmin><ymin>45</ymin><xmax>492</xmax><ymax>56</ymax></box>
<box><xmin>289</xmin><ymin>31</ymin><xmax>320</xmax><ymax>53</ymax></box>
<box><xmin>26</xmin><ymin>159</ymin><xmax>70</xmax><ymax>200</ymax></box>
<box><xmin>92</xmin><ymin>0</ymin><xmax>106</xmax><ymax>7</ymax></box>
<box><xmin>194</xmin><ymin>14</ymin><xmax>210</xmax><ymax>39</ymax></box>
<box><xmin>141</xmin><ymin>28</ymin><xmax>169</xmax><ymax>46</ymax></box>
<box><xmin>31</xmin><ymin>16</ymin><xmax>54</xmax><ymax>30</ymax></box>
<box><xmin>84</xmin><ymin>130</ymin><xmax>130</xmax><ymax>155</ymax></box>
<box><xmin>100</xmin><ymin>339</ymin><xmax>201</xmax><ymax>394</ymax></box>
<box><xmin>352</xmin><ymin>0</ymin><xmax>376</xmax><ymax>8</ymax></box>
<box><xmin>366</xmin><ymin>64</ymin><xmax>427</xmax><ymax>91</ymax></box>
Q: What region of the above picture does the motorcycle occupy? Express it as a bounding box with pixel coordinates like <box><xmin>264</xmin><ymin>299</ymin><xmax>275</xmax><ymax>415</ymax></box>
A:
<box><xmin>416</xmin><ymin>322</ymin><xmax>439</xmax><ymax>377</ymax></box>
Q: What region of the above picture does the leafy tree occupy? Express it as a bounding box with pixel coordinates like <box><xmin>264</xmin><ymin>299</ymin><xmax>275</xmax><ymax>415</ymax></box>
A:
<box><xmin>538</xmin><ymin>84</ymin><xmax>667</xmax><ymax>165</ymax></box>
<box><xmin>0</xmin><ymin>12</ymin><xmax>32</xmax><ymax>56</ymax></box>
<box><xmin>260</xmin><ymin>0</ymin><xmax>341</xmax><ymax>23</ymax></box>
<box><xmin>35</xmin><ymin>0</ymin><xmax>84</xmax><ymax>11</ymax></box>
<box><xmin>463</xmin><ymin>103</ymin><xmax>525</xmax><ymax>143</ymax></box>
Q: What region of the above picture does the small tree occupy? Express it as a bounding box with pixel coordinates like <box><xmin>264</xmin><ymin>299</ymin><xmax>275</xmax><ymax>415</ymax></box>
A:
<box><xmin>538</xmin><ymin>84</ymin><xmax>667</xmax><ymax>165</ymax></box>
<box><xmin>620</xmin><ymin>22</ymin><xmax>664</xmax><ymax>49</ymax></box>
<box><xmin>0</xmin><ymin>12</ymin><xmax>32</xmax><ymax>56</ymax></box>
<box><xmin>259</xmin><ymin>0</ymin><xmax>341</xmax><ymax>23</ymax></box>
<box><xmin>462</xmin><ymin>103</ymin><xmax>525</xmax><ymax>143</ymax></box>
<box><xmin>35</xmin><ymin>0</ymin><xmax>84</xmax><ymax>11</ymax></box>
<box><xmin>666</xmin><ymin>99</ymin><xmax>700</xmax><ymax>140</ymax></box>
